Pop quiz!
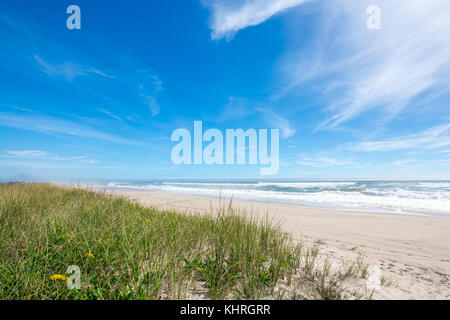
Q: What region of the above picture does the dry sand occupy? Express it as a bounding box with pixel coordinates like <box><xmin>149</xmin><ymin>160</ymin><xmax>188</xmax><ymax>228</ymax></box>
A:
<box><xmin>107</xmin><ymin>189</ymin><xmax>450</xmax><ymax>299</ymax></box>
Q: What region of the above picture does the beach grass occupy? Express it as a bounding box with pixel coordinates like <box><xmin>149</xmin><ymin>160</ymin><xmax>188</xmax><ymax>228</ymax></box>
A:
<box><xmin>0</xmin><ymin>183</ymin><xmax>367</xmax><ymax>300</ymax></box>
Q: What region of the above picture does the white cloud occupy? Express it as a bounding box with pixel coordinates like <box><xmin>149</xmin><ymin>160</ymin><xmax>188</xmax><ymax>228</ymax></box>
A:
<box><xmin>392</xmin><ymin>159</ymin><xmax>415</xmax><ymax>166</ymax></box>
<box><xmin>87</xmin><ymin>68</ymin><xmax>114</xmax><ymax>79</ymax></box>
<box><xmin>0</xmin><ymin>112</ymin><xmax>142</xmax><ymax>146</ymax></box>
<box><xmin>150</xmin><ymin>75</ymin><xmax>163</xmax><ymax>92</ymax></box>
<box><xmin>217</xmin><ymin>97</ymin><xmax>253</xmax><ymax>122</ymax></box>
<box><xmin>214</xmin><ymin>97</ymin><xmax>295</xmax><ymax>138</ymax></box>
<box><xmin>207</xmin><ymin>0</ymin><xmax>308</xmax><ymax>40</ymax></box>
<box><xmin>35</xmin><ymin>55</ymin><xmax>113</xmax><ymax>81</ymax></box>
<box><xmin>349</xmin><ymin>124</ymin><xmax>450</xmax><ymax>152</ymax></box>
<box><xmin>296</xmin><ymin>155</ymin><xmax>352</xmax><ymax>167</ymax></box>
<box><xmin>0</xmin><ymin>160</ymin><xmax>80</xmax><ymax>170</ymax></box>
<box><xmin>434</xmin><ymin>159</ymin><xmax>450</xmax><ymax>167</ymax></box>
<box><xmin>138</xmin><ymin>71</ymin><xmax>163</xmax><ymax>117</ymax></box>
<box><xmin>316</xmin><ymin>157</ymin><xmax>350</xmax><ymax>166</ymax></box>
<box><xmin>256</xmin><ymin>108</ymin><xmax>295</xmax><ymax>138</ymax></box>
<box><xmin>5</xmin><ymin>150</ymin><xmax>50</xmax><ymax>158</ymax></box>
<box><xmin>139</xmin><ymin>86</ymin><xmax>160</xmax><ymax>117</ymax></box>
<box><xmin>279</xmin><ymin>0</ymin><xmax>450</xmax><ymax>130</ymax></box>
<box><xmin>3</xmin><ymin>150</ymin><xmax>99</xmax><ymax>164</ymax></box>
<box><xmin>97</xmin><ymin>108</ymin><xmax>122</xmax><ymax>121</ymax></box>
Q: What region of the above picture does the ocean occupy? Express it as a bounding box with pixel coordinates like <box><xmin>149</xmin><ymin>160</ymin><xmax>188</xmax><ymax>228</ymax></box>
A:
<box><xmin>103</xmin><ymin>180</ymin><xmax>450</xmax><ymax>218</ymax></box>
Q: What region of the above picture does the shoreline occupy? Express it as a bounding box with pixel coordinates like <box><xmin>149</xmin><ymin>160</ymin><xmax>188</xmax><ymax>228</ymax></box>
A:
<box><xmin>98</xmin><ymin>185</ymin><xmax>450</xmax><ymax>220</ymax></box>
<box><xmin>103</xmin><ymin>188</ymin><xmax>450</xmax><ymax>299</ymax></box>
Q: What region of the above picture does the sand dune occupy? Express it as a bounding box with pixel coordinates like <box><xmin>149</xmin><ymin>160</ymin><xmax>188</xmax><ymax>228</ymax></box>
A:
<box><xmin>109</xmin><ymin>190</ymin><xmax>450</xmax><ymax>299</ymax></box>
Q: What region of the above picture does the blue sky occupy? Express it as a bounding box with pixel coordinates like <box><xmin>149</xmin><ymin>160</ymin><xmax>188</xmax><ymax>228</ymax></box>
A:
<box><xmin>1</xmin><ymin>0</ymin><xmax>450</xmax><ymax>182</ymax></box>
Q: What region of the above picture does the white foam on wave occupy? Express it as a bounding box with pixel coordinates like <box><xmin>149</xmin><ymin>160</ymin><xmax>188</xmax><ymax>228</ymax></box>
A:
<box><xmin>256</xmin><ymin>182</ymin><xmax>357</xmax><ymax>188</ymax></box>
<box><xmin>104</xmin><ymin>181</ymin><xmax>450</xmax><ymax>217</ymax></box>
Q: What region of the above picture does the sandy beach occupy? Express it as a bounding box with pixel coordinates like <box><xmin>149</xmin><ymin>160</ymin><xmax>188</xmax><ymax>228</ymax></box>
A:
<box><xmin>108</xmin><ymin>189</ymin><xmax>450</xmax><ymax>300</ymax></box>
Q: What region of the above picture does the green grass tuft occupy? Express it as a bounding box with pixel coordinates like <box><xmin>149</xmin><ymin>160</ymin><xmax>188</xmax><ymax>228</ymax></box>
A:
<box><xmin>0</xmin><ymin>183</ymin><xmax>368</xmax><ymax>300</ymax></box>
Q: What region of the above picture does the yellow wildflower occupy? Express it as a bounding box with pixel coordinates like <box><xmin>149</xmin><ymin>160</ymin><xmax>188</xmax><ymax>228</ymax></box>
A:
<box><xmin>49</xmin><ymin>274</ymin><xmax>68</xmax><ymax>281</ymax></box>
<box><xmin>60</xmin><ymin>234</ymin><xmax>73</xmax><ymax>239</ymax></box>
<box><xmin>86</xmin><ymin>253</ymin><xmax>95</xmax><ymax>259</ymax></box>
<box><xmin>120</xmin><ymin>289</ymin><xmax>131</xmax><ymax>297</ymax></box>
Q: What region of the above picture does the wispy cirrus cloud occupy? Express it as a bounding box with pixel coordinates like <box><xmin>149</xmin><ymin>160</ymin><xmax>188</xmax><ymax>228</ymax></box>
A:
<box><xmin>139</xmin><ymin>84</ymin><xmax>161</xmax><ymax>117</ymax></box>
<box><xmin>35</xmin><ymin>55</ymin><xmax>113</xmax><ymax>81</ymax></box>
<box><xmin>348</xmin><ymin>124</ymin><xmax>450</xmax><ymax>152</ymax></box>
<box><xmin>214</xmin><ymin>97</ymin><xmax>295</xmax><ymax>138</ymax></box>
<box><xmin>1</xmin><ymin>11</ymin><xmax>163</xmax><ymax>122</ymax></box>
<box><xmin>392</xmin><ymin>159</ymin><xmax>415</xmax><ymax>167</ymax></box>
<box><xmin>206</xmin><ymin>0</ymin><xmax>308</xmax><ymax>40</ymax></box>
<box><xmin>3</xmin><ymin>150</ymin><xmax>99</xmax><ymax>164</ymax></box>
<box><xmin>279</xmin><ymin>0</ymin><xmax>450</xmax><ymax>130</ymax></box>
<box><xmin>97</xmin><ymin>108</ymin><xmax>122</xmax><ymax>121</ymax></box>
<box><xmin>137</xmin><ymin>70</ymin><xmax>164</xmax><ymax>117</ymax></box>
<box><xmin>5</xmin><ymin>150</ymin><xmax>50</xmax><ymax>158</ymax></box>
<box><xmin>255</xmin><ymin>108</ymin><xmax>296</xmax><ymax>138</ymax></box>
<box><xmin>0</xmin><ymin>12</ymin><xmax>113</xmax><ymax>83</ymax></box>
<box><xmin>296</xmin><ymin>155</ymin><xmax>353</xmax><ymax>167</ymax></box>
<box><xmin>0</xmin><ymin>112</ymin><xmax>143</xmax><ymax>146</ymax></box>
<box><xmin>216</xmin><ymin>97</ymin><xmax>253</xmax><ymax>122</ymax></box>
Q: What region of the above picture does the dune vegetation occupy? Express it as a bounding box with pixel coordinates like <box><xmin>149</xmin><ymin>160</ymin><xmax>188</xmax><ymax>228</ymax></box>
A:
<box><xmin>0</xmin><ymin>183</ymin><xmax>370</xmax><ymax>300</ymax></box>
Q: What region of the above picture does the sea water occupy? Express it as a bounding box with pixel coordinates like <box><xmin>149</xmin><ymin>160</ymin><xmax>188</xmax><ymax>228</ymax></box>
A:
<box><xmin>103</xmin><ymin>180</ymin><xmax>450</xmax><ymax>218</ymax></box>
